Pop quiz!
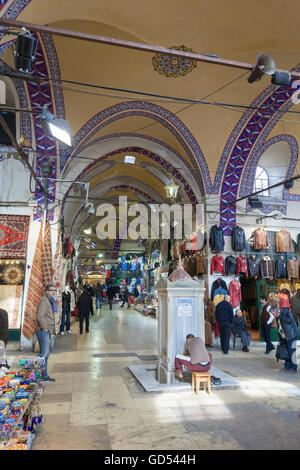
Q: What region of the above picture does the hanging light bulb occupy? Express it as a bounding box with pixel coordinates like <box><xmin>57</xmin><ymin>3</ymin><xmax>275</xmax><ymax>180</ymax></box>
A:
<box><xmin>164</xmin><ymin>182</ymin><xmax>179</xmax><ymax>199</ymax></box>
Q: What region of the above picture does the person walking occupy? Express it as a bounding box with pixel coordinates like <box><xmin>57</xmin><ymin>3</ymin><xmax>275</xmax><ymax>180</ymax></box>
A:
<box><xmin>232</xmin><ymin>309</ymin><xmax>252</xmax><ymax>352</ymax></box>
<box><xmin>121</xmin><ymin>286</ymin><xmax>130</xmax><ymax>308</ymax></box>
<box><xmin>215</xmin><ymin>295</ymin><xmax>234</xmax><ymax>354</ymax></box>
<box><xmin>260</xmin><ymin>295</ymin><xmax>276</xmax><ymax>354</ymax></box>
<box><xmin>273</xmin><ymin>303</ymin><xmax>299</xmax><ymax>373</ymax></box>
<box><xmin>60</xmin><ymin>285</ymin><xmax>71</xmax><ymax>335</ymax></box>
<box><xmin>106</xmin><ymin>285</ymin><xmax>115</xmax><ymax>310</ymax></box>
<box><xmin>77</xmin><ymin>287</ymin><xmax>93</xmax><ymax>334</ymax></box>
<box><xmin>94</xmin><ymin>282</ymin><xmax>103</xmax><ymax>310</ymax></box>
<box><xmin>35</xmin><ymin>283</ymin><xmax>57</xmax><ymax>382</ymax></box>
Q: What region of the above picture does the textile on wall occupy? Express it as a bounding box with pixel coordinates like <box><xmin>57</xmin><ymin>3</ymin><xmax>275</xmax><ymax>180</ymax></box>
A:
<box><xmin>42</xmin><ymin>219</ymin><xmax>53</xmax><ymax>286</ymax></box>
<box><xmin>52</xmin><ymin>229</ymin><xmax>63</xmax><ymax>334</ymax></box>
<box><xmin>22</xmin><ymin>222</ymin><xmax>44</xmax><ymax>339</ymax></box>
<box><xmin>0</xmin><ymin>284</ymin><xmax>23</xmax><ymax>329</ymax></box>
<box><xmin>0</xmin><ymin>215</ymin><xmax>30</xmax><ymax>258</ymax></box>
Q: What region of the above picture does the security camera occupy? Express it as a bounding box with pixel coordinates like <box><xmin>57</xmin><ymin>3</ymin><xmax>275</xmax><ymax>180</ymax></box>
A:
<box><xmin>85</xmin><ymin>202</ymin><xmax>95</xmax><ymax>216</ymax></box>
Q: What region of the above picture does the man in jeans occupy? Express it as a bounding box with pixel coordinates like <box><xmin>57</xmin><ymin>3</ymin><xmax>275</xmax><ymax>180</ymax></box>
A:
<box><xmin>35</xmin><ymin>283</ymin><xmax>57</xmax><ymax>382</ymax></box>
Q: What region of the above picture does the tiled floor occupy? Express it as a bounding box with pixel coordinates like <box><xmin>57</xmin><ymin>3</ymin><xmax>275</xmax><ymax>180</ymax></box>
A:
<box><xmin>11</xmin><ymin>304</ymin><xmax>300</xmax><ymax>450</ymax></box>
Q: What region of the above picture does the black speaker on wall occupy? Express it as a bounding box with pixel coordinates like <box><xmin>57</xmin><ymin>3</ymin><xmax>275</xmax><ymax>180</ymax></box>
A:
<box><xmin>0</xmin><ymin>111</ymin><xmax>16</xmax><ymax>145</ymax></box>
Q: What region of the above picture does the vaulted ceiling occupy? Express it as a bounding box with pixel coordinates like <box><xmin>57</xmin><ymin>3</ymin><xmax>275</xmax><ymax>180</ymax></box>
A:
<box><xmin>1</xmin><ymin>0</ymin><xmax>300</xmax><ymax>261</ymax></box>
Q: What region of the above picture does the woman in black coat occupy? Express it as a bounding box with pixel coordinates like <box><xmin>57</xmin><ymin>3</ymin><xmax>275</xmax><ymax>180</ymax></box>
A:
<box><xmin>273</xmin><ymin>307</ymin><xmax>299</xmax><ymax>373</ymax></box>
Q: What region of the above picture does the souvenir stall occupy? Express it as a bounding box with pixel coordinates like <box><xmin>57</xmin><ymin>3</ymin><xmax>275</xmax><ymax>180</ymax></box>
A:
<box><xmin>0</xmin><ymin>357</ymin><xmax>44</xmax><ymax>450</ymax></box>
<box><xmin>0</xmin><ymin>215</ymin><xmax>30</xmax><ymax>343</ymax></box>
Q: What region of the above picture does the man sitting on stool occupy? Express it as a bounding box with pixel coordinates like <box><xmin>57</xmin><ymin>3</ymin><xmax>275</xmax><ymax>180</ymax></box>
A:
<box><xmin>232</xmin><ymin>309</ymin><xmax>252</xmax><ymax>352</ymax></box>
<box><xmin>174</xmin><ymin>334</ymin><xmax>212</xmax><ymax>379</ymax></box>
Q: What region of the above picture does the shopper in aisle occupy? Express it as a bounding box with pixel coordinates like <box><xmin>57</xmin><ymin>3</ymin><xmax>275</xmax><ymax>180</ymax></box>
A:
<box><xmin>35</xmin><ymin>283</ymin><xmax>57</xmax><ymax>382</ymax></box>
<box><xmin>77</xmin><ymin>287</ymin><xmax>93</xmax><ymax>334</ymax></box>
<box><xmin>260</xmin><ymin>295</ymin><xmax>276</xmax><ymax>354</ymax></box>
<box><xmin>232</xmin><ymin>309</ymin><xmax>252</xmax><ymax>352</ymax></box>
<box><xmin>60</xmin><ymin>285</ymin><xmax>71</xmax><ymax>335</ymax></box>
<box><xmin>290</xmin><ymin>289</ymin><xmax>300</xmax><ymax>326</ymax></box>
<box><xmin>121</xmin><ymin>286</ymin><xmax>130</xmax><ymax>308</ymax></box>
<box><xmin>94</xmin><ymin>282</ymin><xmax>103</xmax><ymax>310</ymax></box>
<box><xmin>273</xmin><ymin>303</ymin><xmax>299</xmax><ymax>373</ymax></box>
<box><xmin>174</xmin><ymin>334</ymin><xmax>212</xmax><ymax>379</ymax></box>
<box><xmin>215</xmin><ymin>295</ymin><xmax>234</xmax><ymax>354</ymax></box>
<box><xmin>0</xmin><ymin>308</ymin><xmax>9</xmax><ymax>346</ymax></box>
<box><xmin>106</xmin><ymin>285</ymin><xmax>115</xmax><ymax>310</ymax></box>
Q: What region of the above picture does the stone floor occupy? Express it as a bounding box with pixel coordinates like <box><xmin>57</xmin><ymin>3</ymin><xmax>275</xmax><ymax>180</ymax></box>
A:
<box><xmin>11</xmin><ymin>303</ymin><xmax>300</xmax><ymax>450</ymax></box>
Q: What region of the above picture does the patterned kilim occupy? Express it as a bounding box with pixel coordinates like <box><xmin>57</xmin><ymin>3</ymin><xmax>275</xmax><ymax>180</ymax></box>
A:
<box><xmin>22</xmin><ymin>222</ymin><xmax>44</xmax><ymax>339</ymax></box>
<box><xmin>42</xmin><ymin>219</ymin><xmax>53</xmax><ymax>286</ymax></box>
<box><xmin>0</xmin><ymin>215</ymin><xmax>30</xmax><ymax>258</ymax></box>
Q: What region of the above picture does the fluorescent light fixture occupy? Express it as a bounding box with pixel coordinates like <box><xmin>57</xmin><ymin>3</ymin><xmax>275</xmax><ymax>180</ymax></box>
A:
<box><xmin>40</xmin><ymin>105</ymin><xmax>72</xmax><ymax>147</ymax></box>
<box><xmin>48</xmin><ymin>120</ymin><xmax>72</xmax><ymax>147</ymax></box>
<box><xmin>124</xmin><ymin>155</ymin><xmax>136</xmax><ymax>164</ymax></box>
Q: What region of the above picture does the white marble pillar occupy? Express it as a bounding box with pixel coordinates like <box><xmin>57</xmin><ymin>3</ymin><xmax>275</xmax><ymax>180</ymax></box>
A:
<box><xmin>156</xmin><ymin>278</ymin><xmax>205</xmax><ymax>384</ymax></box>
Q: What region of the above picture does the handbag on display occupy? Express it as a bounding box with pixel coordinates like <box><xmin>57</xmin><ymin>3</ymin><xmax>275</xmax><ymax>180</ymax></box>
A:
<box><xmin>275</xmin><ymin>342</ymin><xmax>289</xmax><ymax>362</ymax></box>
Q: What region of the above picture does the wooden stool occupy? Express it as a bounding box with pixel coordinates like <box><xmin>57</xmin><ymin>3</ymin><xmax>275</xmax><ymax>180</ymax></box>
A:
<box><xmin>191</xmin><ymin>372</ymin><xmax>211</xmax><ymax>395</ymax></box>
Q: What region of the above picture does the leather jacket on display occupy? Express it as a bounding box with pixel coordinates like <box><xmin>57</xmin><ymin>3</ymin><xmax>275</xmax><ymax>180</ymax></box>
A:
<box><xmin>247</xmin><ymin>256</ymin><xmax>260</xmax><ymax>278</ymax></box>
<box><xmin>276</xmin><ymin>230</ymin><xmax>293</xmax><ymax>253</ymax></box>
<box><xmin>231</xmin><ymin>226</ymin><xmax>246</xmax><ymax>251</ymax></box>
<box><xmin>287</xmin><ymin>258</ymin><xmax>299</xmax><ymax>280</ymax></box>
<box><xmin>253</xmin><ymin>228</ymin><xmax>268</xmax><ymax>250</ymax></box>
<box><xmin>225</xmin><ymin>256</ymin><xmax>236</xmax><ymax>276</ymax></box>
<box><xmin>196</xmin><ymin>254</ymin><xmax>207</xmax><ymax>275</ymax></box>
<box><xmin>210</xmin><ymin>255</ymin><xmax>225</xmax><ymax>275</ymax></box>
<box><xmin>209</xmin><ymin>225</ymin><xmax>224</xmax><ymax>252</ymax></box>
<box><xmin>275</xmin><ymin>257</ymin><xmax>288</xmax><ymax>279</ymax></box>
<box><xmin>236</xmin><ymin>255</ymin><xmax>248</xmax><ymax>277</ymax></box>
<box><xmin>260</xmin><ymin>257</ymin><xmax>275</xmax><ymax>279</ymax></box>
<box><xmin>229</xmin><ymin>280</ymin><xmax>242</xmax><ymax>308</ymax></box>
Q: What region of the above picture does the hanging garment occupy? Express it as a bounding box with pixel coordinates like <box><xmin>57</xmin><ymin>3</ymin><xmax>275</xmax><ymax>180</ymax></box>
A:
<box><xmin>260</xmin><ymin>257</ymin><xmax>275</xmax><ymax>279</ymax></box>
<box><xmin>275</xmin><ymin>257</ymin><xmax>288</xmax><ymax>279</ymax></box>
<box><xmin>236</xmin><ymin>255</ymin><xmax>248</xmax><ymax>277</ymax></box>
<box><xmin>210</xmin><ymin>255</ymin><xmax>225</xmax><ymax>275</ymax></box>
<box><xmin>209</xmin><ymin>225</ymin><xmax>224</xmax><ymax>252</ymax></box>
<box><xmin>225</xmin><ymin>255</ymin><xmax>236</xmax><ymax>276</ymax></box>
<box><xmin>287</xmin><ymin>258</ymin><xmax>299</xmax><ymax>280</ymax></box>
<box><xmin>210</xmin><ymin>278</ymin><xmax>228</xmax><ymax>300</ymax></box>
<box><xmin>231</xmin><ymin>226</ymin><xmax>246</xmax><ymax>251</ymax></box>
<box><xmin>229</xmin><ymin>280</ymin><xmax>242</xmax><ymax>308</ymax></box>
<box><xmin>247</xmin><ymin>256</ymin><xmax>260</xmax><ymax>278</ymax></box>
<box><xmin>196</xmin><ymin>253</ymin><xmax>207</xmax><ymax>275</ymax></box>
<box><xmin>276</xmin><ymin>230</ymin><xmax>293</xmax><ymax>253</ymax></box>
<box><xmin>253</xmin><ymin>228</ymin><xmax>268</xmax><ymax>250</ymax></box>
<box><xmin>213</xmin><ymin>293</ymin><xmax>225</xmax><ymax>306</ymax></box>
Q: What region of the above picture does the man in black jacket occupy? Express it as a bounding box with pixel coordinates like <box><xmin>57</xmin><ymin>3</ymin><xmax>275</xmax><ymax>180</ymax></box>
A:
<box><xmin>106</xmin><ymin>285</ymin><xmax>115</xmax><ymax>310</ymax></box>
<box><xmin>0</xmin><ymin>308</ymin><xmax>9</xmax><ymax>346</ymax></box>
<box><xmin>77</xmin><ymin>287</ymin><xmax>93</xmax><ymax>334</ymax></box>
<box><xmin>215</xmin><ymin>295</ymin><xmax>234</xmax><ymax>354</ymax></box>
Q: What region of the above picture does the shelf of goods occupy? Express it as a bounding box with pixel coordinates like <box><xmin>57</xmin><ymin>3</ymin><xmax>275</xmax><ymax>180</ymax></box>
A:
<box><xmin>0</xmin><ymin>358</ymin><xmax>44</xmax><ymax>450</ymax></box>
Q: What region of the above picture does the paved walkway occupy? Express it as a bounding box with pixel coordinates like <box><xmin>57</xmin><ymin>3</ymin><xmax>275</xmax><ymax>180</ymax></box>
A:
<box><xmin>12</xmin><ymin>303</ymin><xmax>300</xmax><ymax>450</ymax></box>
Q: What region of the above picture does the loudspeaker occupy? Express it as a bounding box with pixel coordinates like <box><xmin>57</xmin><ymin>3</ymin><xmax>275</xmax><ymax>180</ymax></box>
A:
<box><xmin>247</xmin><ymin>54</ymin><xmax>276</xmax><ymax>83</ymax></box>
<box><xmin>271</xmin><ymin>71</ymin><xmax>291</xmax><ymax>87</ymax></box>
<box><xmin>248</xmin><ymin>196</ymin><xmax>263</xmax><ymax>208</ymax></box>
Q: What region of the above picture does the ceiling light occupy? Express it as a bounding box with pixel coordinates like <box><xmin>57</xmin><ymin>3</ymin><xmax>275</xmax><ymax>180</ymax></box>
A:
<box><xmin>124</xmin><ymin>155</ymin><xmax>136</xmax><ymax>164</ymax></box>
<box><xmin>84</xmin><ymin>228</ymin><xmax>92</xmax><ymax>234</ymax></box>
<box><xmin>165</xmin><ymin>182</ymin><xmax>179</xmax><ymax>199</ymax></box>
<box><xmin>98</xmin><ymin>253</ymin><xmax>103</xmax><ymax>258</ymax></box>
<box><xmin>85</xmin><ymin>202</ymin><xmax>95</xmax><ymax>216</ymax></box>
<box><xmin>40</xmin><ymin>105</ymin><xmax>72</xmax><ymax>147</ymax></box>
